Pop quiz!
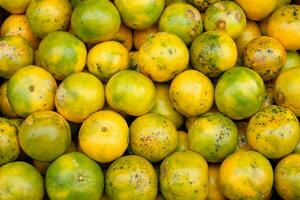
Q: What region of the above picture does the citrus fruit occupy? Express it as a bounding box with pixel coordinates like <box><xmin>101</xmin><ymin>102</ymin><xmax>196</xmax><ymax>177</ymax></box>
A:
<box><xmin>0</xmin><ymin>35</ymin><xmax>33</xmax><ymax>79</ymax></box>
<box><xmin>26</xmin><ymin>0</ymin><xmax>72</xmax><ymax>38</ymax></box>
<box><xmin>150</xmin><ymin>84</ymin><xmax>185</xmax><ymax>129</ymax></box>
<box><xmin>133</xmin><ymin>25</ymin><xmax>158</xmax><ymax>50</ymax></box>
<box><xmin>275</xmin><ymin>67</ymin><xmax>300</xmax><ymax>116</ymax></box>
<box><xmin>113</xmin><ymin>24</ymin><xmax>133</xmax><ymax>51</ymax></box>
<box><xmin>138</xmin><ymin>32</ymin><xmax>189</xmax><ymax>82</ymax></box>
<box><xmin>71</xmin><ymin>0</ymin><xmax>120</xmax><ymax>43</ymax></box>
<box><xmin>207</xmin><ymin>165</ymin><xmax>226</xmax><ymax>200</ymax></box>
<box><xmin>106</xmin><ymin>70</ymin><xmax>156</xmax><ymax>116</ymax></box>
<box><xmin>159</xmin><ymin>3</ymin><xmax>203</xmax><ymax>45</ymax></box>
<box><xmin>234</xmin><ymin>0</ymin><xmax>276</xmax><ymax>21</ymax></box>
<box><xmin>160</xmin><ymin>151</ymin><xmax>208</xmax><ymax>200</ymax></box>
<box><xmin>130</xmin><ymin>113</ymin><xmax>178</xmax><ymax>162</ymax></box>
<box><xmin>215</xmin><ymin>67</ymin><xmax>265</xmax><ymax>120</ymax></box>
<box><xmin>190</xmin><ymin>31</ymin><xmax>237</xmax><ymax>77</ymax></box>
<box><xmin>87</xmin><ymin>41</ymin><xmax>129</xmax><ymax>81</ymax></box>
<box><xmin>268</xmin><ymin>5</ymin><xmax>300</xmax><ymax>50</ymax></box>
<box><xmin>36</xmin><ymin>31</ymin><xmax>87</xmax><ymax>80</ymax></box>
<box><xmin>46</xmin><ymin>152</ymin><xmax>104</xmax><ymax>200</ymax></box>
<box><xmin>0</xmin><ymin>118</ymin><xmax>19</xmax><ymax>166</ymax></box>
<box><xmin>243</xmin><ymin>36</ymin><xmax>286</xmax><ymax>81</ymax></box>
<box><xmin>7</xmin><ymin>65</ymin><xmax>57</xmax><ymax>117</ymax></box>
<box><xmin>79</xmin><ymin>110</ymin><xmax>129</xmax><ymax>163</ymax></box>
<box><xmin>0</xmin><ymin>161</ymin><xmax>44</xmax><ymax>200</ymax></box>
<box><xmin>169</xmin><ymin>70</ymin><xmax>214</xmax><ymax>116</ymax></box>
<box><xmin>176</xmin><ymin>131</ymin><xmax>189</xmax><ymax>152</ymax></box>
<box><xmin>19</xmin><ymin>111</ymin><xmax>71</xmax><ymax>161</ymax></box>
<box><xmin>55</xmin><ymin>72</ymin><xmax>105</xmax><ymax>123</ymax></box>
<box><xmin>188</xmin><ymin>112</ymin><xmax>238</xmax><ymax>163</ymax></box>
<box><xmin>281</xmin><ymin>51</ymin><xmax>300</xmax><ymax>72</ymax></box>
<box><xmin>0</xmin><ymin>14</ymin><xmax>39</xmax><ymax>49</ymax></box>
<box><xmin>106</xmin><ymin>155</ymin><xmax>158</xmax><ymax>200</ymax></box>
<box><xmin>220</xmin><ymin>150</ymin><xmax>273</xmax><ymax>200</ymax></box>
<box><xmin>0</xmin><ymin>81</ymin><xmax>18</xmax><ymax>118</ymax></box>
<box><xmin>275</xmin><ymin>154</ymin><xmax>300</xmax><ymax>199</ymax></box>
<box><xmin>247</xmin><ymin>105</ymin><xmax>300</xmax><ymax>159</ymax></box>
<box><xmin>0</xmin><ymin>0</ymin><xmax>31</xmax><ymax>14</ymax></box>
<box><xmin>114</xmin><ymin>0</ymin><xmax>165</xmax><ymax>30</ymax></box>
<box><xmin>235</xmin><ymin>20</ymin><xmax>261</xmax><ymax>56</ymax></box>
<box><xmin>204</xmin><ymin>1</ymin><xmax>246</xmax><ymax>39</ymax></box>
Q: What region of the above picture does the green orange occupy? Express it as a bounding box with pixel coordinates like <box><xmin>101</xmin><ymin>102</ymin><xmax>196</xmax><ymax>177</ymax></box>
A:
<box><xmin>71</xmin><ymin>0</ymin><xmax>120</xmax><ymax>43</ymax></box>
<box><xmin>106</xmin><ymin>70</ymin><xmax>156</xmax><ymax>116</ymax></box>
<box><xmin>0</xmin><ymin>118</ymin><xmax>19</xmax><ymax>166</ymax></box>
<box><xmin>55</xmin><ymin>72</ymin><xmax>105</xmax><ymax>123</ymax></box>
<box><xmin>7</xmin><ymin>65</ymin><xmax>57</xmax><ymax>117</ymax></box>
<box><xmin>215</xmin><ymin>67</ymin><xmax>265</xmax><ymax>120</ymax></box>
<box><xmin>0</xmin><ymin>35</ymin><xmax>33</xmax><ymax>79</ymax></box>
<box><xmin>19</xmin><ymin>111</ymin><xmax>71</xmax><ymax>161</ymax></box>
<box><xmin>0</xmin><ymin>161</ymin><xmax>44</xmax><ymax>200</ymax></box>
<box><xmin>36</xmin><ymin>31</ymin><xmax>87</xmax><ymax>80</ymax></box>
<box><xmin>46</xmin><ymin>152</ymin><xmax>104</xmax><ymax>200</ymax></box>
<box><xmin>106</xmin><ymin>155</ymin><xmax>158</xmax><ymax>200</ymax></box>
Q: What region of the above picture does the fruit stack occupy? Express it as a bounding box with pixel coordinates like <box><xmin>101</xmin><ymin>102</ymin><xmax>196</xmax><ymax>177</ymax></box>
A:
<box><xmin>0</xmin><ymin>0</ymin><xmax>300</xmax><ymax>199</ymax></box>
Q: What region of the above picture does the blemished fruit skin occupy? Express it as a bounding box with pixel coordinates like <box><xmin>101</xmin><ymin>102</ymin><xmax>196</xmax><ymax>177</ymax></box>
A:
<box><xmin>137</xmin><ymin>32</ymin><xmax>189</xmax><ymax>82</ymax></box>
<box><xmin>275</xmin><ymin>154</ymin><xmax>300</xmax><ymax>199</ymax></box>
<box><xmin>175</xmin><ymin>131</ymin><xmax>189</xmax><ymax>152</ymax></box>
<box><xmin>243</xmin><ymin>36</ymin><xmax>286</xmax><ymax>81</ymax></box>
<box><xmin>247</xmin><ymin>105</ymin><xmax>300</xmax><ymax>159</ymax></box>
<box><xmin>169</xmin><ymin>70</ymin><xmax>214</xmax><ymax>117</ymax></box>
<box><xmin>215</xmin><ymin>67</ymin><xmax>266</xmax><ymax>120</ymax></box>
<box><xmin>26</xmin><ymin>0</ymin><xmax>72</xmax><ymax>38</ymax></box>
<box><xmin>133</xmin><ymin>25</ymin><xmax>159</xmax><ymax>50</ymax></box>
<box><xmin>160</xmin><ymin>151</ymin><xmax>208</xmax><ymax>200</ymax></box>
<box><xmin>7</xmin><ymin>65</ymin><xmax>57</xmax><ymax>117</ymax></box>
<box><xmin>219</xmin><ymin>151</ymin><xmax>273</xmax><ymax>200</ymax></box>
<box><xmin>0</xmin><ymin>14</ymin><xmax>39</xmax><ymax>49</ymax></box>
<box><xmin>207</xmin><ymin>165</ymin><xmax>226</xmax><ymax>200</ymax></box>
<box><xmin>113</xmin><ymin>24</ymin><xmax>133</xmax><ymax>51</ymax></box>
<box><xmin>106</xmin><ymin>70</ymin><xmax>156</xmax><ymax>116</ymax></box>
<box><xmin>79</xmin><ymin>110</ymin><xmax>129</xmax><ymax>163</ymax></box>
<box><xmin>0</xmin><ymin>161</ymin><xmax>44</xmax><ymax>200</ymax></box>
<box><xmin>268</xmin><ymin>5</ymin><xmax>300</xmax><ymax>50</ymax></box>
<box><xmin>0</xmin><ymin>81</ymin><xmax>18</xmax><ymax>118</ymax></box>
<box><xmin>190</xmin><ymin>31</ymin><xmax>237</xmax><ymax>78</ymax></box>
<box><xmin>130</xmin><ymin>113</ymin><xmax>178</xmax><ymax>163</ymax></box>
<box><xmin>87</xmin><ymin>41</ymin><xmax>129</xmax><ymax>82</ymax></box>
<box><xmin>188</xmin><ymin>112</ymin><xmax>238</xmax><ymax>163</ymax></box>
<box><xmin>18</xmin><ymin>111</ymin><xmax>71</xmax><ymax>162</ymax></box>
<box><xmin>150</xmin><ymin>84</ymin><xmax>185</xmax><ymax>129</ymax></box>
<box><xmin>187</xmin><ymin>0</ymin><xmax>222</xmax><ymax>12</ymax></box>
<box><xmin>105</xmin><ymin>155</ymin><xmax>158</xmax><ymax>200</ymax></box>
<box><xmin>0</xmin><ymin>35</ymin><xmax>33</xmax><ymax>79</ymax></box>
<box><xmin>71</xmin><ymin>0</ymin><xmax>121</xmax><ymax>43</ymax></box>
<box><xmin>281</xmin><ymin>51</ymin><xmax>300</xmax><ymax>72</ymax></box>
<box><xmin>235</xmin><ymin>20</ymin><xmax>261</xmax><ymax>56</ymax></box>
<box><xmin>0</xmin><ymin>0</ymin><xmax>31</xmax><ymax>14</ymax></box>
<box><xmin>46</xmin><ymin>152</ymin><xmax>104</xmax><ymax>200</ymax></box>
<box><xmin>36</xmin><ymin>31</ymin><xmax>87</xmax><ymax>80</ymax></box>
<box><xmin>234</xmin><ymin>0</ymin><xmax>276</xmax><ymax>21</ymax></box>
<box><xmin>275</xmin><ymin>67</ymin><xmax>300</xmax><ymax>116</ymax></box>
<box><xmin>114</xmin><ymin>0</ymin><xmax>165</xmax><ymax>30</ymax></box>
<box><xmin>55</xmin><ymin>72</ymin><xmax>105</xmax><ymax>123</ymax></box>
<box><xmin>159</xmin><ymin>3</ymin><xmax>203</xmax><ymax>45</ymax></box>
<box><xmin>204</xmin><ymin>1</ymin><xmax>246</xmax><ymax>39</ymax></box>
<box><xmin>0</xmin><ymin>118</ymin><xmax>19</xmax><ymax>166</ymax></box>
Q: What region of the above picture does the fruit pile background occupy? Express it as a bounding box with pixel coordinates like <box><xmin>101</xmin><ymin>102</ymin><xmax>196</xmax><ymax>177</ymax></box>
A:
<box><xmin>0</xmin><ymin>0</ymin><xmax>300</xmax><ymax>199</ymax></box>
